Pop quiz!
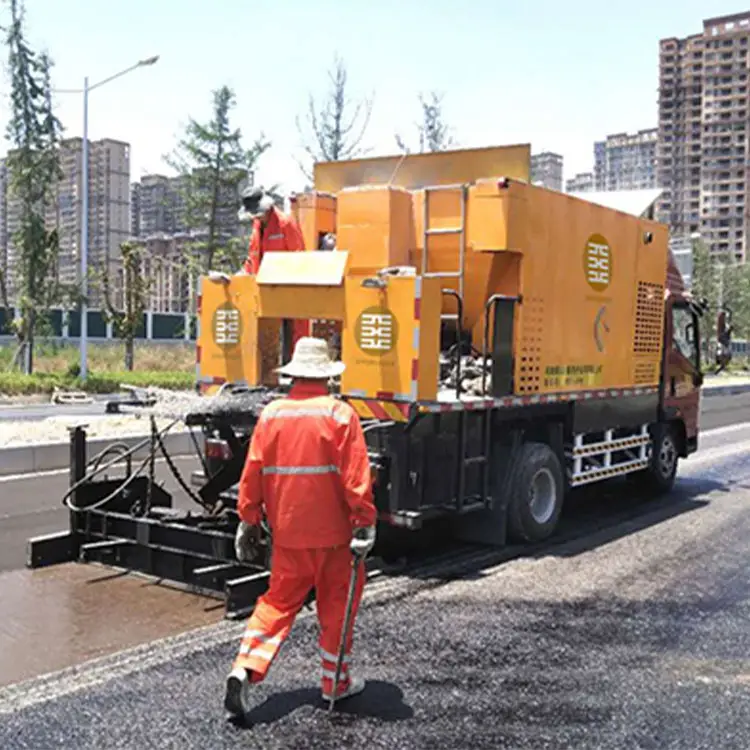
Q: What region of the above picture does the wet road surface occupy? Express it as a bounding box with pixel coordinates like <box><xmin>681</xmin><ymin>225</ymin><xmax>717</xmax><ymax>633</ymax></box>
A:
<box><xmin>0</xmin><ymin>456</ymin><xmax>203</xmax><ymax>573</ymax></box>
<box><xmin>0</xmin><ymin>421</ymin><xmax>749</xmax><ymax>747</ymax></box>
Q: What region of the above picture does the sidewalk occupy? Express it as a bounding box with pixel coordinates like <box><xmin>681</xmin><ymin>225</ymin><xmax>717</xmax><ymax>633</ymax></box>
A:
<box><xmin>702</xmin><ymin>372</ymin><xmax>750</xmax><ymax>397</ymax></box>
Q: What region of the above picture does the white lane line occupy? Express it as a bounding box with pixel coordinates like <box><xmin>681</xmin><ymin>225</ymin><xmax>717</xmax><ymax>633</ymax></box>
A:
<box><xmin>699</xmin><ymin>421</ymin><xmax>750</xmax><ymax>439</ymax></box>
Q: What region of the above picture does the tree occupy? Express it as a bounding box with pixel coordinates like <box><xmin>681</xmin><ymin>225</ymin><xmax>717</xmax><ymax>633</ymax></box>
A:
<box><xmin>166</xmin><ymin>86</ymin><xmax>269</xmax><ymax>274</ymax></box>
<box><xmin>296</xmin><ymin>55</ymin><xmax>373</xmax><ymax>178</ymax></box>
<box><xmin>99</xmin><ymin>241</ymin><xmax>151</xmax><ymax>371</ymax></box>
<box><xmin>2</xmin><ymin>0</ymin><xmax>66</xmax><ymax>373</ymax></box>
<box><xmin>395</xmin><ymin>91</ymin><xmax>455</xmax><ymax>154</ymax></box>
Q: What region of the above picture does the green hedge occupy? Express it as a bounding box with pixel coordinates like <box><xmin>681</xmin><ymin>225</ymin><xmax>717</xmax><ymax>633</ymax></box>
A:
<box><xmin>0</xmin><ymin>370</ymin><xmax>194</xmax><ymax>396</ymax></box>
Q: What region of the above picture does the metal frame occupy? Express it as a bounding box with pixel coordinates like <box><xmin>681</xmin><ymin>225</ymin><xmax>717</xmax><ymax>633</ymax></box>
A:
<box><xmin>26</xmin><ymin>426</ymin><xmax>270</xmax><ymax>619</ymax></box>
<box><xmin>567</xmin><ymin>425</ymin><xmax>651</xmax><ymax>487</ymax></box>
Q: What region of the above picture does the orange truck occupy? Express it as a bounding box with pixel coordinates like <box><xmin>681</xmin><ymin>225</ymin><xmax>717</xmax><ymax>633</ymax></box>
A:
<box><xmin>196</xmin><ymin>144</ymin><xmax>706</xmax><ymax>548</ymax></box>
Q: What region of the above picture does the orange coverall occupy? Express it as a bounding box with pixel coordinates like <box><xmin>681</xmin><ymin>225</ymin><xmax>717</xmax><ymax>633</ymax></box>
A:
<box><xmin>242</xmin><ymin>205</ymin><xmax>310</xmax><ymax>345</ymax></box>
<box><xmin>233</xmin><ymin>381</ymin><xmax>376</xmax><ymax>697</ymax></box>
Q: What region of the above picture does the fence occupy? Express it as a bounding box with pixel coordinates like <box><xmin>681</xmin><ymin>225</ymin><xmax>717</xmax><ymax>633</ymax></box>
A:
<box><xmin>0</xmin><ymin>307</ymin><xmax>197</xmax><ymax>343</ymax></box>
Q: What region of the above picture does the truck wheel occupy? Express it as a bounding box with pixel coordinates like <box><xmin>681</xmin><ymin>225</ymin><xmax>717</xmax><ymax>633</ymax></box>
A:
<box><xmin>507</xmin><ymin>442</ymin><xmax>564</xmax><ymax>543</ymax></box>
<box><xmin>642</xmin><ymin>423</ymin><xmax>679</xmax><ymax>494</ymax></box>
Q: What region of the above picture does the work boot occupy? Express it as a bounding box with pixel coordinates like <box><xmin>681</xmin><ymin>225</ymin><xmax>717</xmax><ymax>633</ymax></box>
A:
<box><xmin>224</xmin><ymin>667</ymin><xmax>251</xmax><ymax>717</ymax></box>
<box><xmin>322</xmin><ymin>675</ymin><xmax>366</xmax><ymax>703</ymax></box>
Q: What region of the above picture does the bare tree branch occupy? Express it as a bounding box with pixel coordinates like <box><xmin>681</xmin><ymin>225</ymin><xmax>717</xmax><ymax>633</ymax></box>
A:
<box><xmin>297</xmin><ymin>55</ymin><xmax>373</xmax><ymax>177</ymax></box>
<box><xmin>395</xmin><ymin>90</ymin><xmax>455</xmax><ymax>155</ymax></box>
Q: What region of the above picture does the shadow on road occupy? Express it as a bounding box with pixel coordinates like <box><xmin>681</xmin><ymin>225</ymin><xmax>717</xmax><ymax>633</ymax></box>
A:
<box><xmin>393</xmin><ymin>473</ymin><xmax>729</xmax><ymax>586</ymax></box>
<box><xmin>232</xmin><ymin>679</ymin><xmax>413</xmax><ymax>729</ymax></box>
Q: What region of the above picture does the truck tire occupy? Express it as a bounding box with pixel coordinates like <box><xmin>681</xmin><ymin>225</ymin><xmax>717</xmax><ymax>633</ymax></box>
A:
<box><xmin>507</xmin><ymin>442</ymin><xmax>564</xmax><ymax>543</ymax></box>
<box><xmin>638</xmin><ymin>422</ymin><xmax>679</xmax><ymax>495</ymax></box>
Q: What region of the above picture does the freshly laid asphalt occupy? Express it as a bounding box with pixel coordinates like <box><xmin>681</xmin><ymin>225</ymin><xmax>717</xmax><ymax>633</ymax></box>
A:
<box><xmin>0</xmin><ymin>416</ymin><xmax>749</xmax><ymax>745</ymax></box>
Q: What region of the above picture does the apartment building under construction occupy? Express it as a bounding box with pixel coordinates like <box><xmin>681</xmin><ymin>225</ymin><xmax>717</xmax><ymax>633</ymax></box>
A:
<box><xmin>658</xmin><ymin>12</ymin><xmax>750</xmax><ymax>260</ymax></box>
<box><xmin>1</xmin><ymin>138</ymin><xmax>130</xmax><ymax>306</ymax></box>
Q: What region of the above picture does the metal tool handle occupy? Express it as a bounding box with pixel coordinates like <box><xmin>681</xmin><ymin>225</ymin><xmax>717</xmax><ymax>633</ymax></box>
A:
<box><xmin>328</xmin><ymin>553</ymin><xmax>364</xmax><ymax>713</ymax></box>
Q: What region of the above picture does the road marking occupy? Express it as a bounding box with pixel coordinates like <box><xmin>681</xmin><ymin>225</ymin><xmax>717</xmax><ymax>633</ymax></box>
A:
<box><xmin>697</xmin><ymin>421</ymin><xmax>750</xmax><ymax>438</ymax></box>
<box><xmin>0</xmin><ymin>455</ymin><xmax>197</xmax><ymax>484</ymax></box>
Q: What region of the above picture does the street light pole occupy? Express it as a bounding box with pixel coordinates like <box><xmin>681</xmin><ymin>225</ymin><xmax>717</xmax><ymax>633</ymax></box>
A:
<box><xmin>80</xmin><ymin>76</ymin><xmax>89</xmax><ymax>379</ymax></box>
<box><xmin>74</xmin><ymin>56</ymin><xmax>159</xmax><ymax>381</ymax></box>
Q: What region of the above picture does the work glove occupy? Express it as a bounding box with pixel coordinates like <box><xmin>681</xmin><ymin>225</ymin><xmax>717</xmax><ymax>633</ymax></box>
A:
<box><xmin>234</xmin><ymin>521</ymin><xmax>261</xmax><ymax>562</ymax></box>
<box><xmin>350</xmin><ymin>525</ymin><xmax>376</xmax><ymax>559</ymax></box>
<box><xmin>208</xmin><ymin>270</ymin><xmax>231</xmax><ymax>284</ymax></box>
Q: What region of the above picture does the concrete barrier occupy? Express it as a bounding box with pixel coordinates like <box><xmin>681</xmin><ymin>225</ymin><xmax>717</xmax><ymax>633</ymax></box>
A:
<box><xmin>0</xmin><ymin>430</ymin><xmax>203</xmax><ymax>477</ymax></box>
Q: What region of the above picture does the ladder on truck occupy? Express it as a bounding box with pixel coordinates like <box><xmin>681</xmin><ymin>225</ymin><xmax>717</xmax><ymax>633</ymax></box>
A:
<box><xmin>422</xmin><ymin>183</ymin><xmax>468</xmax><ymax>324</ymax></box>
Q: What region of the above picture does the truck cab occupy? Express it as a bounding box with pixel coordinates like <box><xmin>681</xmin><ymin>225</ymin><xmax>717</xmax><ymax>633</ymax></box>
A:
<box><xmin>660</xmin><ymin>242</ymin><xmax>705</xmax><ymax>462</ymax></box>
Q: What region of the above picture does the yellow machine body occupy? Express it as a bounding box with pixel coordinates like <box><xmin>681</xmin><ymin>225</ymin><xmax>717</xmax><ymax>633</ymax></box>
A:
<box><xmin>197</xmin><ymin>251</ymin><xmax>442</xmax><ymax>401</ymax></box>
<box><xmin>197</xmin><ymin>144</ymin><xmax>669</xmax><ymax>402</ymax></box>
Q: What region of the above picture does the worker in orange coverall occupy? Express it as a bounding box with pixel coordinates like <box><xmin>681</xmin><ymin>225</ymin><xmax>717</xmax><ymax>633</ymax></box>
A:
<box><xmin>224</xmin><ymin>336</ymin><xmax>378</xmax><ymax>718</ymax></box>
<box><xmin>208</xmin><ymin>185</ymin><xmax>310</xmax><ymax>350</ymax></box>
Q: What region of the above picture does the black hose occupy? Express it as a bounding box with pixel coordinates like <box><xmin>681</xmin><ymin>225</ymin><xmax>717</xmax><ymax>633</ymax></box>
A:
<box><xmin>61</xmin><ymin>419</ymin><xmax>180</xmax><ymax>512</ymax></box>
<box><xmin>155</xmin><ymin>426</ymin><xmax>212</xmax><ymax>511</ymax></box>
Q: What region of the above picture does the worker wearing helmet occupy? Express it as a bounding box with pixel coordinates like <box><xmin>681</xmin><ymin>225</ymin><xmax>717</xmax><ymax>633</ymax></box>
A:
<box><xmin>209</xmin><ymin>186</ymin><xmax>311</xmax><ymax>349</ymax></box>
<box><xmin>224</xmin><ymin>336</ymin><xmax>377</xmax><ymax>718</ymax></box>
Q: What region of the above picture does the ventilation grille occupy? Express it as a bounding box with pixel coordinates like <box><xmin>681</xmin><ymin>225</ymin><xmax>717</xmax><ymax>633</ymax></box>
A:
<box><xmin>517</xmin><ymin>297</ymin><xmax>543</xmax><ymax>394</ymax></box>
<box><xmin>634</xmin><ymin>361</ymin><xmax>658</xmax><ymax>385</ymax></box>
<box><xmin>633</xmin><ymin>281</ymin><xmax>664</xmax><ymax>356</ymax></box>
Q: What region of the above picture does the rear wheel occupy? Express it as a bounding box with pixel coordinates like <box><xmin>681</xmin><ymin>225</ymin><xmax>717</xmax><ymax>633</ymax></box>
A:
<box><xmin>507</xmin><ymin>442</ymin><xmax>564</xmax><ymax>543</ymax></box>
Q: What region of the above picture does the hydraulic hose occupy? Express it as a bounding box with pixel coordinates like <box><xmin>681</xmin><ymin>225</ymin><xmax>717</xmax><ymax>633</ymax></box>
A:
<box><xmin>61</xmin><ymin>419</ymin><xmax>180</xmax><ymax>512</ymax></box>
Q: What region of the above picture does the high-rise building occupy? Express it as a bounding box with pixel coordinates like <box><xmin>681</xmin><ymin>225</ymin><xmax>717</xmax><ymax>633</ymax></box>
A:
<box><xmin>530</xmin><ymin>152</ymin><xmax>564</xmax><ymax>192</ymax></box>
<box><xmin>3</xmin><ymin>137</ymin><xmax>131</xmax><ymax>305</ymax></box>
<box><xmin>593</xmin><ymin>129</ymin><xmax>658</xmax><ymax>192</ymax></box>
<box><xmin>566</xmin><ymin>172</ymin><xmax>594</xmax><ymax>193</ymax></box>
<box><xmin>130</xmin><ymin>174</ymin><xmax>189</xmax><ymax>238</ymax></box>
<box><xmin>131</xmin><ymin>171</ymin><xmax>242</xmax><ymax>241</ymax></box>
<box><xmin>658</xmin><ymin>12</ymin><xmax>750</xmax><ymax>260</ymax></box>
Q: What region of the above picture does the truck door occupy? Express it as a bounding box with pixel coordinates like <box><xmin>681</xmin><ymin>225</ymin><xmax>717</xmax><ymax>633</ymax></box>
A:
<box><xmin>663</xmin><ymin>298</ymin><xmax>702</xmax><ymax>446</ymax></box>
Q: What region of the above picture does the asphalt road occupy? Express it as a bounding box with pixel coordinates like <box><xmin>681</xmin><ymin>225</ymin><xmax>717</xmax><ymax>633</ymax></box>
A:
<box><xmin>0</xmin><ymin>393</ymin><xmax>749</xmax><ymax>576</ymax></box>
<box><xmin>1</xmin><ymin>411</ymin><xmax>750</xmax><ymax>747</ymax></box>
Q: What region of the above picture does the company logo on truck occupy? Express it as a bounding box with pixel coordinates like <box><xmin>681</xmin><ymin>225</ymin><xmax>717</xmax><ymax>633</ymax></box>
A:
<box><xmin>212</xmin><ymin>303</ymin><xmax>242</xmax><ymax>348</ymax></box>
<box><xmin>584</xmin><ymin>234</ymin><xmax>612</xmax><ymax>292</ymax></box>
<box><xmin>355</xmin><ymin>306</ymin><xmax>398</xmax><ymax>356</ymax></box>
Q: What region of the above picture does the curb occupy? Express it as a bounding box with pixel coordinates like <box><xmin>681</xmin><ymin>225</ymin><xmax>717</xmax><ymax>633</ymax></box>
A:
<box><xmin>702</xmin><ymin>383</ymin><xmax>750</xmax><ymax>398</ymax></box>
<box><xmin>0</xmin><ymin>431</ymin><xmax>201</xmax><ymax>478</ymax></box>
<box><xmin>1</xmin><ymin>386</ymin><xmax>749</xmax><ymax>477</ymax></box>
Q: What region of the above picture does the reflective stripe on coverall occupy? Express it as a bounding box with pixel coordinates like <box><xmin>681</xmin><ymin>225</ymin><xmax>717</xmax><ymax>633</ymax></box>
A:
<box><xmin>233</xmin><ymin>381</ymin><xmax>376</xmax><ymax>695</ymax></box>
<box><xmin>242</xmin><ymin>205</ymin><xmax>310</xmax><ymax>346</ymax></box>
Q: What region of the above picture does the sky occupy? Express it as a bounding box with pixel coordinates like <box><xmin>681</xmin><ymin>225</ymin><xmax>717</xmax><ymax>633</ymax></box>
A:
<box><xmin>0</xmin><ymin>1</ymin><xmax>745</xmax><ymax>195</ymax></box>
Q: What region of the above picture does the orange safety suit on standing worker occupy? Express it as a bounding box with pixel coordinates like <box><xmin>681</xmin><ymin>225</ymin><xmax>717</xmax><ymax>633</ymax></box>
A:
<box><xmin>227</xmin><ymin>337</ymin><xmax>376</xmax><ymax>709</ymax></box>
<box><xmin>241</xmin><ymin>197</ymin><xmax>310</xmax><ymax>347</ymax></box>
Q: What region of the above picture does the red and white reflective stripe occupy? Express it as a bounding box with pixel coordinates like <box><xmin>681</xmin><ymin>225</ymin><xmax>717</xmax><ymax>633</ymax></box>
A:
<box><xmin>410</xmin><ymin>276</ymin><xmax>423</xmax><ymax>401</ymax></box>
<box><xmin>195</xmin><ymin>276</ymin><xmax>203</xmax><ymax>382</ymax></box>
<box><xmin>419</xmin><ymin>386</ymin><xmax>659</xmax><ymax>413</ymax></box>
<box><xmin>320</xmin><ymin>646</ymin><xmax>350</xmax><ymax>687</ymax></box>
<box><xmin>320</xmin><ymin>647</ymin><xmax>348</xmax><ymax>665</ymax></box>
<box><xmin>239</xmin><ymin>631</ymin><xmax>283</xmax><ymax>662</ymax></box>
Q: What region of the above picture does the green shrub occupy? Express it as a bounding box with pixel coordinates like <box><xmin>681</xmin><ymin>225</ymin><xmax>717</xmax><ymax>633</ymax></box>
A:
<box><xmin>0</xmin><ymin>369</ymin><xmax>194</xmax><ymax>396</ymax></box>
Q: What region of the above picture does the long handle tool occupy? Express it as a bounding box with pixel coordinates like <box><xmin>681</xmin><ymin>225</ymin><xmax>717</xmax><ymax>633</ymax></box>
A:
<box><xmin>328</xmin><ymin>552</ymin><xmax>363</xmax><ymax>713</ymax></box>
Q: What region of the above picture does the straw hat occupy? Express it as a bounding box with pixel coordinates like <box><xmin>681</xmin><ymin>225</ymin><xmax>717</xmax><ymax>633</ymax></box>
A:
<box><xmin>276</xmin><ymin>337</ymin><xmax>346</xmax><ymax>379</ymax></box>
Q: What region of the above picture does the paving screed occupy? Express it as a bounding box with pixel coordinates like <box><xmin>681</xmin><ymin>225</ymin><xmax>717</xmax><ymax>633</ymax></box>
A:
<box><xmin>0</xmin><ymin>426</ymin><xmax>749</xmax><ymax>748</ymax></box>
